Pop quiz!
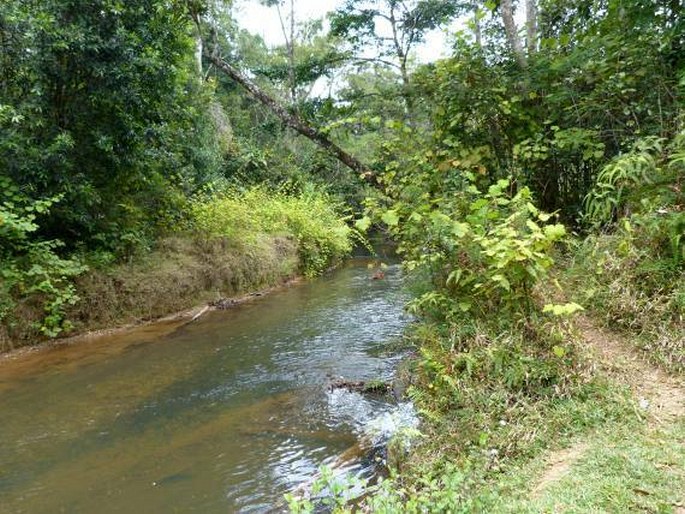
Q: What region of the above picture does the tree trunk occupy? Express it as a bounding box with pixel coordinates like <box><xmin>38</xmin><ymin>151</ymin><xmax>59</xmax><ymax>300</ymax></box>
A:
<box><xmin>195</xmin><ymin>34</ymin><xmax>203</xmax><ymax>76</ymax></box>
<box><xmin>289</xmin><ymin>0</ymin><xmax>296</xmax><ymax>103</ymax></box>
<box><xmin>500</xmin><ymin>0</ymin><xmax>526</xmax><ymax>67</ymax></box>
<box><xmin>205</xmin><ymin>51</ymin><xmax>374</xmax><ymax>182</ymax></box>
<box><xmin>473</xmin><ymin>4</ymin><xmax>482</xmax><ymax>49</ymax></box>
<box><xmin>525</xmin><ymin>0</ymin><xmax>537</xmax><ymax>56</ymax></box>
<box><xmin>189</xmin><ymin>10</ymin><xmax>203</xmax><ymax>77</ymax></box>
<box><xmin>276</xmin><ymin>0</ymin><xmax>297</xmax><ymax>105</ymax></box>
<box><xmin>389</xmin><ymin>4</ymin><xmax>414</xmax><ymax>118</ymax></box>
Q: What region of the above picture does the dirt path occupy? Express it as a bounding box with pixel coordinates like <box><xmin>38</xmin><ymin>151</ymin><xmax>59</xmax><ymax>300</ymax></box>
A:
<box><xmin>531</xmin><ymin>315</ymin><xmax>685</xmax><ymax>497</ymax></box>
<box><xmin>577</xmin><ymin>316</ymin><xmax>685</xmax><ymax>424</ymax></box>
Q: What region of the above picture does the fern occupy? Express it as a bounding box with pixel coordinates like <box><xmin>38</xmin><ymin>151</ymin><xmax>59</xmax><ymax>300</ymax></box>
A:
<box><xmin>584</xmin><ymin>136</ymin><xmax>664</xmax><ymax>226</ymax></box>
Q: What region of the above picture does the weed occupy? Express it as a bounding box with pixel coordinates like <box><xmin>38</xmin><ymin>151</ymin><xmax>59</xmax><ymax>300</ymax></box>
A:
<box><xmin>191</xmin><ymin>186</ymin><xmax>354</xmax><ymax>277</ymax></box>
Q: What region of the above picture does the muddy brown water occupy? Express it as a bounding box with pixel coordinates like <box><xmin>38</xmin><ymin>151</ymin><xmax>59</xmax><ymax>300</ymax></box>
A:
<box><xmin>0</xmin><ymin>258</ymin><xmax>409</xmax><ymax>513</ymax></box>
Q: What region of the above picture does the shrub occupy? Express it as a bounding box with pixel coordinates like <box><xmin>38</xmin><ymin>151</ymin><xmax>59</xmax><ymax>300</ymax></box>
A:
<box><xmin>584</xmin><ymin>132</ymin><xmax>685</xmax><ymax>267</ymax></box>
<box><xmin>573</xmin><ymin>131</ymin><xmax>684</xmax><ymax>371</ymax></box>
<box><xmin>0</xmin><ymin>176</ymin><xmax>86</xmax><ymax>338</ymax></box>
<box><xmin>371</xmin><ymin>174</ymin><xmax>566</xmax><ymax>322</ymax></box>
<box><xmin>191</xmin><ymin>186</ymin><xmax>354</xmax><ymax>276</ymax></box>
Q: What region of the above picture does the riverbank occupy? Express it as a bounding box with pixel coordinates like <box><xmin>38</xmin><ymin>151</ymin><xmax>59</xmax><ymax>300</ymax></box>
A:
<box><xmin>297</xmin><ymin>219</ymin><xmax>683</xmax><ymax>511</ymax></box>
<box><xmin>0</xmin><ymin>234</ymin><xmax>301</xmax><ymax>354</ymax></box>
<box><xmin>0</xmin><ymin>269</ymin><xmax>305</xmax><ymax>369</ymax></box>
<box><xmin>1</xmin><ymin>187</ymin><xmax>355</xmax><ymax>354</ymax></box>
<box><xmin>309</xmin><ymin>300</ymin><xmax>683</xmax><ymax>513</ymax></box>
<box><xmin>405</xmin><ymin>314</ymin><xmax>684</xmax><ymax>513</ymax></box>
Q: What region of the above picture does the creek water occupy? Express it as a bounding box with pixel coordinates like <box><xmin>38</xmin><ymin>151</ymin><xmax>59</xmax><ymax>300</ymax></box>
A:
<box><xmin>0</xmin><ymin>257</ymin><xmax>411</xmax><ymax>513</ymax></box>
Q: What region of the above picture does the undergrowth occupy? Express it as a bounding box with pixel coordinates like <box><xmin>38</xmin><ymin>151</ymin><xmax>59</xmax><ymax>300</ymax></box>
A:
<box><xmin>288</xmin><ymin>171</ymin><xmax>633</xmax><ymax>512</ymax></box>
<box><xmin>286</xmin><ymin>317</ymin><xmax>633</xmax><ymax>513</ymax></box>
<box><xmin>566</xmin><ymin>132</ymin><xmax>685</xmax><ymax>373</ymax></box>
<box><xmin>2</xmin><ymin>186</ymin><xmax>354</xmax><ymax>351</ymax></box>
<box><xmin>191</xmin><ymin>186</ymin><xmax>354</xmax><ymax>277</ymax></box>
<box><xmin>563</xmin><ymin>234</ymin><xmax>684</xmax><ymax>374</ymax></box>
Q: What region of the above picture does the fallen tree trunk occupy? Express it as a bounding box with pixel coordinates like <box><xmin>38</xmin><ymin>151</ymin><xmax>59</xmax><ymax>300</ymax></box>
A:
<box><xmin>205</xmin><ymin>50</ymin><xmax>375</xmax><ymax>183</ymax></box>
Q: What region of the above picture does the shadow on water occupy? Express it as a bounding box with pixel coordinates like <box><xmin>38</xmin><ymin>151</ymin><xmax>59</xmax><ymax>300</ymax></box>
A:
<box><xmin>0</xmin><ymin>257</ymin><xmax>410</xmax><ymax>513</ymax></box>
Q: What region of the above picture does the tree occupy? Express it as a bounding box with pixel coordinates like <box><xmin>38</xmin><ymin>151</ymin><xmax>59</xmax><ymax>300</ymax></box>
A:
<box><xmin>251</xmin><ymin>15</ymin><xmax>344</xmax><ymax>107</ymax></box>
<box><xmin>192</xmin><ymin>1</ymin><xmax>375</xmax><ymax>181</ymax></box>
<box><xmin>272</xmin><ymin>0</ymin><xmax>297</xmax><ymax>104</ymax></box>
<box><xmin>330</xmin><ymin>0</ymin><xmax>459</xmax><ymax>116</ymax></box>
<box><xmin>498</xmin><ymin>0</ymin><xmax>537</xmax><ymax>67</ymax></box>
<box><xmin>204</xmin><ymin>48</ymin><xmax>373</xmax><ymax>180</ymax></box>
<box><xmin>0</xmin><ymin>0</ymin><xmax>224</xmax><ymax>254</ymax></box>
<box><xmin>419</xmin><ymin>0</ymin><xmax>682</xmax><ymax>218</ymax></box>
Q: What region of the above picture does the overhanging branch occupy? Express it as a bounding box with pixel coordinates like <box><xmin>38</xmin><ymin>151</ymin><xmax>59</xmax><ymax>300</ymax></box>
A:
<box><xmin>204</xmin><ymin>49</ymin><xmax>376</xmax><ymax>184</ymax></box>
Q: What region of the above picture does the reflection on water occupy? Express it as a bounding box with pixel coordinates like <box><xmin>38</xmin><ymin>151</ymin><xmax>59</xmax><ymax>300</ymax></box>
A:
<box><xmin>0</xmin><ymin>259</ymin><xmax>409</xmax><ymax>513</ymax></box>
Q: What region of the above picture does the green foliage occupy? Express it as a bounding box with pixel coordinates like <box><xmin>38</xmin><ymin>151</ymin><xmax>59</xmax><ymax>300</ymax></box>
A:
<box><xmin>370</xmin><ymin>171</ymin><xmax>566</xmax><ymax>321</ymax></box>
<box><xmin>584</xmin><ymin>137</ymin><xmax>665</xmax><ymax>226</ymax></box>
<box><xmin>542</xmin><ymin>302</ymin><xmax>584</xmax><ymax>317</ymax></box>
<box><xmin>0</xmin><ymin>177</ymin><xmax>86</xmax><ymax>337</ymax></box>
<box><xmin>413</xmin><ymin>317</ymin><xmax>584</xmax><ymax>414</ymax></box>
<box><xmin>571</xmin><ymin>131</ymin><xmax>683</xmax><ymax>372</ymax></box>
<box><xmin>585</xmin><ymin>132</ymin><xmax>685</xmax><ymax>267</ymax></box>
<box><xmin>330</xmin><ymin>0</ymin><xmax>457</xmax><ymax>52</ymax></box>
<box><xmin>248</xmin><ymin>16</ymin><xmax>344</xmax><ymax>106</ymax></box>
<box><xmin>284</xmin><ymin>466</ymin><xmax>366</xmax><ymax>513</ymax></box>
<box><xmin>0</xmin><ymin>0</ymin><xmax>225</xmax><ymax>256</ymax></box>
<box><xmin>362</xmin><ymin>463</ymin><xmax>490</xmax><ymax>513</ymax></box>
<box><xmin>191</xmin><ymin>186</ymin><xmax>354</xmax><ymax>276</ymax></box>
<box><xmin>416</xmin><ymin>0</ymin><xmax>682</xmax><ymax>218</ymax></box>
<box><xmin>566</xmin><ymin>230</ymin><xmax>684</xmax><ymax>373</ymax></box>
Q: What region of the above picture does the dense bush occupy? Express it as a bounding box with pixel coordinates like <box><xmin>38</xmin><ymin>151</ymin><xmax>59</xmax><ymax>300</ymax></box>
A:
<box><xmin>563</xmin><ymin>131</ymin><xmax>685</xmax><ymax>372</ymax></box>
<box><xmin>0</xmin><ymin>0</ymin><xmax>225</xmax><ymax>256</ymax></box>
<box><xmin>585</xmin><ymin>132</ymin><xmax>685</xmax><ymax>267</ymax></box>
<box><xmin>0</xmin><ymin>177</ymin><xmax>86</xmax><ymax>339</ymax></box>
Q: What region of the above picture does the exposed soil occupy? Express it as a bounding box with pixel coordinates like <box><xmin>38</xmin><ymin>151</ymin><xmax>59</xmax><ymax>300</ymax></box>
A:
<box><xmin>531</xmin><ymin>315</ymin><xmax>685</xmax><ymax>497</ymax></box>
<box><xmin>531</xmin><ymin>443</ymin><xmax>589</xmax><ymax>497</ymax></box>
<box><xmin>576</xmin><ymin>316</ymin><xmax>685</xmax><ymax>424</ymax></box>
<box><xmin>0</xmin><ymin>235</ymin><xmax>300</xmax><ymax>353</ymax></box>
<box><xmin>0</xmin><ymin>276</ymin><xmax>302</xmax><ymax>378</ymax></box>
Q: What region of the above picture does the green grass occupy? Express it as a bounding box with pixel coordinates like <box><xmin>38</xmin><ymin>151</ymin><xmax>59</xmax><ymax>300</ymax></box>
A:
<box><xmin>191</xmin><ymin>186</ymin><xmax>354</xmax><ymax>277</ymax></box>
<box><xmin>353</xmin><ymin>372</ymin><xmax>682</xmax><ymax>514</ymax></box>
<box><xmin>484</xmin><ymin>418</ymin><xmax>685</xmax><ymax>513</ymax></box>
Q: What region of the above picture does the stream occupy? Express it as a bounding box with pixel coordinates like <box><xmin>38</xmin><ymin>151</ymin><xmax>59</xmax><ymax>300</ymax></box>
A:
<box><xmin>0</xmin><ymin>257</ymin><xmax>411</xmax><ymax>513</ymax></box>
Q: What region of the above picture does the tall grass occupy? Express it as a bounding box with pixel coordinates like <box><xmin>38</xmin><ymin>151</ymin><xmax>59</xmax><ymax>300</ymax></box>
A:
<box><xmin>191</xmin><ymin>187</ymin><xmax>354</xmax><ymax>276</ymax></box>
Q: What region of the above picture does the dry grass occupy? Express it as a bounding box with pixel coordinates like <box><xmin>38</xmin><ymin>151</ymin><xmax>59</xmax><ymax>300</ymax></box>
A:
<box><xmin>1</xmin><ymin>235</ymin><xmax>299</xmax><ymax>352</ymax></box>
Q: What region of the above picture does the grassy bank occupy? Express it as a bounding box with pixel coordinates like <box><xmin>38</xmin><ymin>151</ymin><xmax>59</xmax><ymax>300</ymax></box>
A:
<box><xmin>0</xmin><ymin>187</ymin><xmax>354</xmax><ymax>353</ymax></box>
<box><xmin>289</xmin><ymin>266</ymin><xmax>682</xmax><ymax>513</ymax></box>
<box><xmin>358</xmin><ymin>136</ymin><xmax>683</xmax><ymax>511</ymax></box>
<box><xmin>288</xmin><ymin>158</ymin><xmax>683</xmax><ymax>511</ymax></box>
<box><xmin>561</xmin><ymin>233</ymin><xmax>684</xmax><ymax>374</ymax></box>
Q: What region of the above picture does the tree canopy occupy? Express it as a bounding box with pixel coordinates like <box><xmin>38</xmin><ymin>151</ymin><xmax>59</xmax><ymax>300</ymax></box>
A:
<box><xmin>1</xmin><ymin>0</ymin><xmax>683</xmax><ymax>337</ymax></box>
